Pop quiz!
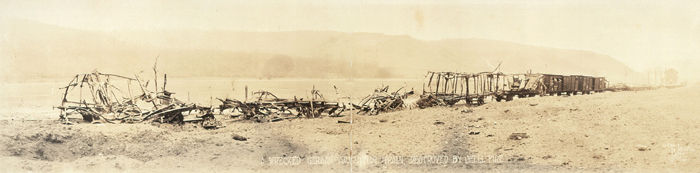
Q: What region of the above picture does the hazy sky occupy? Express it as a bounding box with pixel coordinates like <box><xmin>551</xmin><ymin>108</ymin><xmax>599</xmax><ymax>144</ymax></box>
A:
<box><xmin>1</xmin><ymin>0</ymin><xmax>699</xmax><ymax>78</ymax></box>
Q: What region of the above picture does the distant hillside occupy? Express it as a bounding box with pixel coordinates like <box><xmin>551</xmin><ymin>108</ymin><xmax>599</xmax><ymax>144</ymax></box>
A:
<box><xmin>111</xmin><ymin>30</ymin><xmax>638</xmax><ymax>81</ymax></box>
<box><xmin>1</xmin><ymin>18</ymin><xmax>638</xmax><ymax>82</ymax></box>
<box><xmin>0</xmin><ymin>18</ymin><xmax>391</xmax><ymax>81</ymax></box>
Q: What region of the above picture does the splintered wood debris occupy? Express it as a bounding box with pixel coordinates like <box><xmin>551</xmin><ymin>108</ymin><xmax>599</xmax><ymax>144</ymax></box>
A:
<box><xmin>217</xmin><ymin>87</ymin><xmax>346</xmax><ymax>122</ymax></box>
<box><xmin>352</xmin><ymin>86</ymin><xmax>414</xmax><ymax>115</ymax></box>
<box><xmin>55</xmin><ymin>71</ymin><xmax>220</xmax><ymax>129</ymax></box>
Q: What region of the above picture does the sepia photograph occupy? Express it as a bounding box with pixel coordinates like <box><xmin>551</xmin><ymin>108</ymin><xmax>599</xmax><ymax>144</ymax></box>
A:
<box><xmin>0</xmin><ymin>0</ymin><xmax>698</xmax><ymax>172</ymax></box>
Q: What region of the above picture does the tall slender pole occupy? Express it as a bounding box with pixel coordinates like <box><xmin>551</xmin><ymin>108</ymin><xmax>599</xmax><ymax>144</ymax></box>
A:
<box><xmin>162</xmin><ymin>74</ymin><xmax>167</xmax><ymax>92</ymax></box>
<box><xmin>153</xmin><ymin>56</ymin><xmax>159</xmax><ymax>95</ymax></box>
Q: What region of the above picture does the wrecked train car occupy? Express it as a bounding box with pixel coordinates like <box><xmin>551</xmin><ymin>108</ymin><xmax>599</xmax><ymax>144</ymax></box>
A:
<box><xmin>218</xmin><ymin>89</ymin><xmax>346</xmax><ymax>122</ymax></box>
<box><xmin>420</xmin><ymin>71</ymin><xmax>507</xmax><ymax>107</ymax></box>
<box><xmin>493</xmin><ymin>73</ymin><xmax>544</xmax><ymax>101</ymax></box>
<box><xmin>55</xmin><ymin>71</ymin><xmax>218</xmax><ymax>128</ymax></box>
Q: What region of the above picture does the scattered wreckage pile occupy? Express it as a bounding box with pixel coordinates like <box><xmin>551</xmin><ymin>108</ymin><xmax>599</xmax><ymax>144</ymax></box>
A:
<box><xmin>352</xmin><ymin>86</ymin><xmax>414</xmax><ymax>115</ymax></box>
<box><xmin>55</xmin><ymin>71</ymin><xmax>419</xmax><ymax>126</ymax></box>
<box><xmin>56</xmin><ymin>71</ymin><xmax>220</xmax><ymax>128</ymax></box>
<box><xmin>217</xmin><ymin>87</ymin><xmax>347</xmax><ymax>122</ymax></box>
<box><xmin>56</xmin><ymin>71</ymin><xmax>362</xmax><ymax>125</ymax></box>
<box><xmin>215</xmin><ymin>85</ymin><xmax>415</xmax><ymax>122</ymax></box>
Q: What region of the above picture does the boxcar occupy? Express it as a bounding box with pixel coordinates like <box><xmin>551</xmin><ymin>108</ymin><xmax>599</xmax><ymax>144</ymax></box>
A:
<box><xmin>573</xmin><ymin>75</ymin><xmax>594</xmax><ymax>94</ymax></box>
<box><xmin>562</xmin><ymin>76</ymin><xmax>579</xmax><ymax>95</ymax></box>
<box><xmin>541</xmin><ymin>74</ymin><xmax>564</xmax><ymax>96</ymax></box>
<box><xmin>592</xmin><ymin>77</ymin><xmax>607</xmax><ymax>92</ymax></box>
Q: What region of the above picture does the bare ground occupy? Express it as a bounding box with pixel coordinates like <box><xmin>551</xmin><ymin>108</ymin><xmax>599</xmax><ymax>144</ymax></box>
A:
<box><xmin>1</xmin><ymin>86</ymin><xmax>699</xmax><ymax>172</ymax></box>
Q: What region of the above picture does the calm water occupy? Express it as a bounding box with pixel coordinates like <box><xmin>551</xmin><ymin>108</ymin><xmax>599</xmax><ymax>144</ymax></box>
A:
<box><xmin>0</xmin><ymin>78</ymin><xmax>422</xmax><ymax>120</ymax></box>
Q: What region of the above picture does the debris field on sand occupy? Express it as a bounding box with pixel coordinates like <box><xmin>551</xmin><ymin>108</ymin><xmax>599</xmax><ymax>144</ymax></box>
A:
<box><xmin>54</xmin><ymin>67</ymin><xmax>678</xmax><ymax>128</ymax></box>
